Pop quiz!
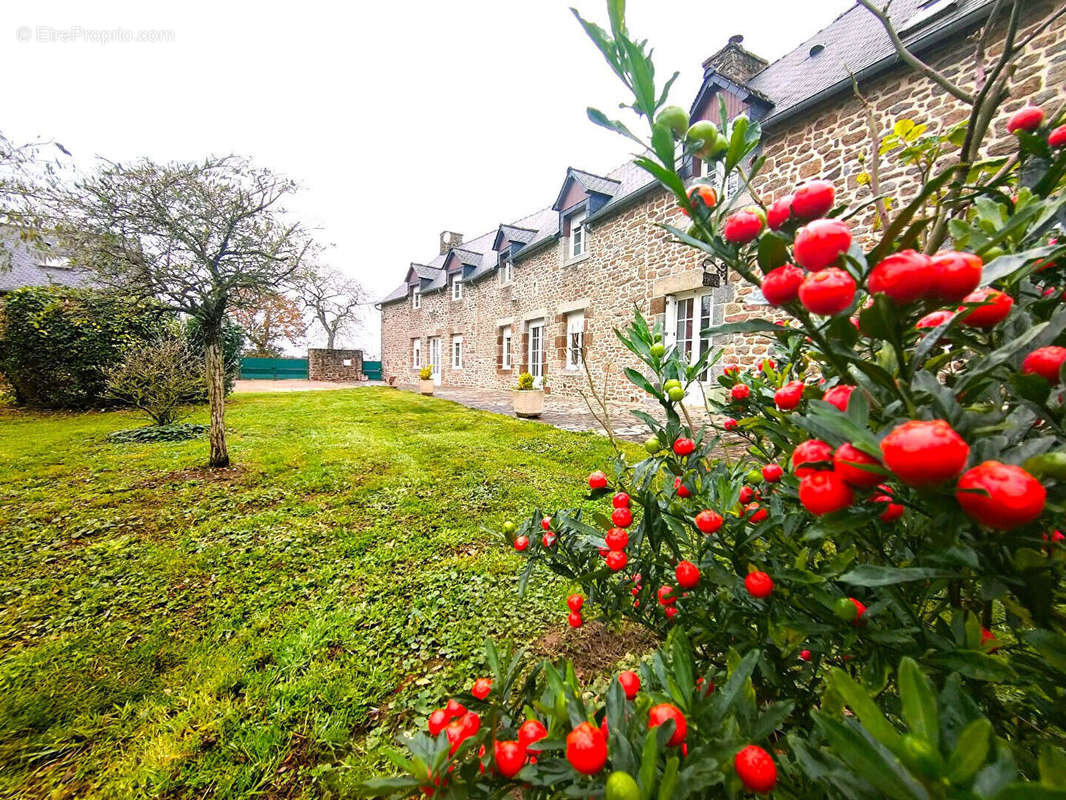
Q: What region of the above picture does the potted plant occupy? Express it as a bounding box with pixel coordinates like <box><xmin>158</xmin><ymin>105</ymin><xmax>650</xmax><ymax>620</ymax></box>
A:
<box><xmin>418</xmin><ymin>365</ymin><xmax>434</xmax><ymax>396</ymax></box>
<box><xmin>512</xmin><ymin>372</ymin><xmax>544</xmax><ymax>418</ymax></box>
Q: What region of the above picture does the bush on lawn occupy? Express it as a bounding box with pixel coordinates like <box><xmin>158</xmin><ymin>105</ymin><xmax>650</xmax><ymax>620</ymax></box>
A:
<box><xmin>363</xmin><ymin>4</ymin><xmax>1066</xmax><ymax>799</ymax></box>
<box><xmin>0</xmin><ymin>286</ymin><xmax>171</xmax><ymax>408</ymax></box>
<box><xmin>104</xmin><ymin>332</ymin><xmax>205</xmax><ymax>426</ymax></box>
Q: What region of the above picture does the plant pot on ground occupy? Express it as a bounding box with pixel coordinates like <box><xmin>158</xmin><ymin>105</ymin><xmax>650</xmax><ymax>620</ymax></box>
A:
<box><xmin>512</xmin><ymin>372</ymin><xmax>544</xmax><ymax>418</ymax></box>
<box><xmin>418</xmin><ymin>366</ymin><xmax>434</xmax><ymax>395</ymax></box>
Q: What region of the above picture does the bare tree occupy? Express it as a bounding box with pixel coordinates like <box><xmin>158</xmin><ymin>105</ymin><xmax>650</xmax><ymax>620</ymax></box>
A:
<box><xmin>292</xmin><ymin>266</ymin><xmax>368</xmax><ymax>349</ymax></box>
<box><xmin>54</xmin><ymin>155</ymin><xmax>313</xmax><ymax>467</ymax></box>
<box><xmin>105</xmin><ymin>333</ymin><xmax>204</xmax><ymax>426</ymax></box>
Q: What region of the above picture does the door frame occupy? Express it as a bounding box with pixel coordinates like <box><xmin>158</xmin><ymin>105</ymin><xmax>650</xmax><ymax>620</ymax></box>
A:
<box><xmin>664</xmin><ymin>290</ymin><xmax>715</xmax><ymax>404</ymax></box>
<box><xmin>428</xmin><ymin>337</ymin><xmax>442</xmax><ymax>385</ymax></box>
<box><xmin>527</xmin><ymin>320</ymin><xmax>545</xmax><ymax>388</ymax></box>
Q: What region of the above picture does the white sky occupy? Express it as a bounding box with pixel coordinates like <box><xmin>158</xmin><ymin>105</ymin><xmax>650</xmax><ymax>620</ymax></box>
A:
<box><xmin>1</xmin><ymin>0</ymin><xmax>852</xmax><ymax>356</ymax></box>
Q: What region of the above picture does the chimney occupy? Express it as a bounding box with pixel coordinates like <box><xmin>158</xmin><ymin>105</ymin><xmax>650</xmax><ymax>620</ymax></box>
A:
<box><xmin>702</xmin><ymin>34</ymin><xmax>767</xmax><ymax>84</ymax></box>
<box><xmin>439</xmin><ymin>230</ymin><xmax>463</xmax><ymax>255</ymax></box>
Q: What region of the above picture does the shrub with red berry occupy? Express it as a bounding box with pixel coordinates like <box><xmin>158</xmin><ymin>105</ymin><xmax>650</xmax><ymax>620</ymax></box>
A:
<box><xmin>365</xmin><ymin>3</ymin><xmax>1066</xmax><ymax>798</ymax></box>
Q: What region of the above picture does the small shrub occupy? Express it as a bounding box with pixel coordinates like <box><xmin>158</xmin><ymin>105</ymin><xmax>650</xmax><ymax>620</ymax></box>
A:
<box><xmin>516</xmin><ymin>372</ymin><xmax>535</xmax><ymax>390</ymax></box>
<box><xmin>107</xmin><ymin>423</ymin><xmax>208</xmax><ymax>443</ymax></box>
<box><xmin>419</xmin><ymin>365</ymin><xmax>433</xmax><ymax>380</ymax></box>
<box><xmin>104</xmin><ymin>333</ymin><xmax>204</xmax><ymax>426</ymax></box>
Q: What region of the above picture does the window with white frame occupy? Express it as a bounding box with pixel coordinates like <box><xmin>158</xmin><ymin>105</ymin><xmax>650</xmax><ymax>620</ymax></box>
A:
<box><xmin>501</xmin><ymin>325</ymin><xmax>513</xmax><ymax>370</ymax></box>
<box><xmin>566</xmin><ymin>310</ymin><xmax>585</xmax><ymax>370</ymax></box>
<box><xmin>499</xmin><ymin>251</ymin><xmax>513</xmax><ymax>285</ymax></box>
<box><xmin>568</xmin><ymin>212</ymin><xmax>586</xmax><ymax>260</ymax></box>
<box><xmin>710</xmin><ymin>160</ymin><xmax>742</xmax><ymax>201</ymax></box>
<box><xmin>452</xmin><ymin>336</ymin><xmax>463</xmax><ymax>369</ymax></box>
<box><xmin>451</xmin><ymin>275</ymin><xmax>462</xmax><ymax>301</ymax></box>
<box><xmin>412</xmin><ymin>339</ymin><xmax>422</xmax><ymax>369</ymax></box>
<box><xmin>411</xmin><ymin>286</ymin><xmax>421</xmax><ymax>309</ymax></box>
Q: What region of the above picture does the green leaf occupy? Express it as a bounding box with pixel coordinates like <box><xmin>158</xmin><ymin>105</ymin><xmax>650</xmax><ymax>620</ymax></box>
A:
<box><xmin>991</xmin><ymin>786</ymin><xmax>1066</xmax><ymax>800</ymax></box>
<box><xmin>757</xmin><ymin>231</ymin><xmax>790</xmax><ymax>272</ymax></box>
<box><xmin>812</xmin><ymin>713</ymin><xmax>929</xmax><ymax>800</ymax></box>
<box><xmin>607</xmin><ymin>0</ymin><xmax>625</xmax><ymax>35</ymax></box>
<box><xmin>657</xmin><ymin>756</ymin><xmax>680</xmax><ymax>800</ymax></box>
<box><xmin>700</xmin><ymin>319</ymin><xmax>780</xmax><ymax>338</ymax></box>
<box><xmin>899</xmin><ymin>658</ymin><xmax>939</xmax><ymax>751</ymax></box>
<box><xmin>710</xmin><ymin>648</ymin><xmax>760</xmax><ymax>724</ymax></box>
<box><xmin>828</xmin><ymin>669</ymin><xmax>902</xmax><ymax>753</ymax></box>
<box><xmin>638</xmin><ymin>727</ymin><xmax>660</xmax><ymax>800</ymax></box>
<box><xmin>946</xmin><ymin>718</ymin><xmax>991</xmax><ymax>784</ymax></box>
<box><xmin>931</xmin><ymin>651</ymin><xmax>1015</xmax><ymax>682</ymax></box>
<box><xmin>1039</xmin><ymin>744</ymin><xmax>1066</xmax><ymax>788</ymax></box>
<box><xmin>839</xmin><ymin>566</ymin><xmax>955</xmax><ymax>587</ymax></box>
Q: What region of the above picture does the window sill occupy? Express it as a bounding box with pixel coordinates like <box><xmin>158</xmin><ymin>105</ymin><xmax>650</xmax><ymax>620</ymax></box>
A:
<box><xmin>564</xmin><ymin>252</ymin><xmax>590</xmax><ymax>267</ymax></box>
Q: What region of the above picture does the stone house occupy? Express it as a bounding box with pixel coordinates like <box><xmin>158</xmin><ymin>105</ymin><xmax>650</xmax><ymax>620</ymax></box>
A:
<box><xmin>379</xmin><ymin>0</ymin><xmax>1065</xmax><ymax>403</ymax></box>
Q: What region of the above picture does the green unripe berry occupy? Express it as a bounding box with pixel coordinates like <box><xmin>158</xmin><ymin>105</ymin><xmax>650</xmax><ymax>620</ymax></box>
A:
<box><xmin>502</xmin><ymin>521</ymin><xmax>515</xmax><ymax>534</ymax></box>
<box><xmin>645</xmin><ymin>437</ymin><xmax>662</xmax><ymax>454</ymax></box>
<box><xmin>668</xmin><ymin>387</ymin><xmax>685</xmax><ymax>402</ymax></box>
<box><xmin>650</xmin><ymin>343</ymin><xmax>666</xmax><ymax>358</ymax></box>
<box><xmin>834</xmin><ymin>597</ymin><xmax>858</xmax><ymax>622</ymax></box>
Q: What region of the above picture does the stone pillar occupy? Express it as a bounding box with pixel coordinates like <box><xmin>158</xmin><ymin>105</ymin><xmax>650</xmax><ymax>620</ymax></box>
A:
<box><xmin>308</xmin><ymin>349</ymin><xmax>364</xmax><ymax>382</ymax></box>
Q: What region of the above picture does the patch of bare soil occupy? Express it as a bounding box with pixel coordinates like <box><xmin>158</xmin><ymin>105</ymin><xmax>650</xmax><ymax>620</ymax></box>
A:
<box><xmin>136</xmin><ymin>464</ymin><xmax>249</xmax><ymax>489</ymax></box>
<box><xmin>531</xmin><ymin>619</ymin><xmax>659</xmax><ymax>682</ymax></box>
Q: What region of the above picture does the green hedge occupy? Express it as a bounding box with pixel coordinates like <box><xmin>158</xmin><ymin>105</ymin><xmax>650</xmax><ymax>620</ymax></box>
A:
<box><xmin>0</xmin><ymin>287</ymin><xmax>244</xmax><ymax>410</ymax></box>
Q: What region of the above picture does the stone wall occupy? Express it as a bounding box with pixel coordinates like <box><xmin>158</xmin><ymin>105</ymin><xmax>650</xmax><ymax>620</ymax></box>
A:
<box><xmin>381</xmin><ymin>2</ymin><xmax>1066</xmax><ymax>403</ymax></box>
<box><xmin>308</xmin><ymin>348</ymin><xmax>363</xmax><ymax>382</ymax></box>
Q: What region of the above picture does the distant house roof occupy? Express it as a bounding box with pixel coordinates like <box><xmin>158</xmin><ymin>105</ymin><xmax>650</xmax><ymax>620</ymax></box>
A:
<box><xmin>746</xmin><ymin>0</ymin><xmax>997</xmax><ymax>127</ymax></box>
<box><xmin>0</xmin><ymin>230</ymin><xmax>97</xmax><ymax>294</ymax></box>
<box><xmin>552</xmin><ymin>167</ymin><xmax>622</xmax><ymax>211</ymax></box>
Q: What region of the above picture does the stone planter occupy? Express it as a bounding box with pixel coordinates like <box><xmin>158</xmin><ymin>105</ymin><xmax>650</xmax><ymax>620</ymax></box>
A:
<box><xmin>512</xmin><ymin>389</ymin><xmax>545</xmax><ymax>418</ymax></box>
<box><xmin>419</xmin><ymin>379</ymin><xmax>435</xmax><ymax>396</ymax></box>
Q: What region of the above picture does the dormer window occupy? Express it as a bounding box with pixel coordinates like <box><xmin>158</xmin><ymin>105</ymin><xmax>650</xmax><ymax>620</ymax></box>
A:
<box><xmin>451</xmin><ymin>275</ymin><xmax>463</xmax><ymax>301</ymax></box>
<box><xmin>412</xmin><ymin>286</ymin><xmax>421</xmax><ymax>309</ymax></box>
<box><xmin>568</xmin><ymin>212</ymin><xmax>587</xmax><ymax>260</ymax></box>
<box><xmin>499</xmin><ymin>251</ymin><xmax>513</xmax><ymax>285</ymax></box>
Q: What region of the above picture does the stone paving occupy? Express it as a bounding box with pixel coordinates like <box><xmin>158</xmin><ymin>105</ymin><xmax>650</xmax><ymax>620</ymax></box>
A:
<box><xmin>395</xmin><ymin>383</ymin><xmax>691</xmax><ymax>441</ymax></box>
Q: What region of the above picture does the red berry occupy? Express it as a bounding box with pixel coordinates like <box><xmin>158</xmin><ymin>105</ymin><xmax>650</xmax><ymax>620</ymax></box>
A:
<box><xmin>618</xmin><ymin>670</ymin><xmax>641</xmax><ymax>700</ymax></box>
<box><xmin>744</xmin><ymin>571</ymin><xmax>774</xmax><ymax>598</ymax></box>
<box><xmin>723</xmin><ymin>418</ymin><xmax>738</xmax><ymax>431</ymax></box>
<box><xmin>849</xmin><ymin>597</ymin><xmax>867</xmax><ymax>625</ymax></box>
<box><xmin>518</xmin><ymin>719</ymin><xmax>548</xmax><ymax>751</ymax></box>
<box><xmin>664</xmin><ymin>605</ymin><xmax>678</xmax><ymax>620</ymax></box>
<box><xmin>675</xmin><ymin>560</ymin><xmax>700</xmax><ymax>589</ymax></box>
<box><xmin>833</xmin><ymin>442</ymin><xmax>883</xmax><ymax>489</ymax></box>
<box><xmin>588</xmin><ymin>471</ymin><xmax>608</xmax><ymax>490</ymax></box>
<box><xmin>799</xmin><ymin>649</ymin><xmax>812</xmax><ymax>662</ymax></box>
<box><xmin>673</xmin><ymin>476</ymin><xmax>691</xmax><ymax>498</ymax></box>
<box><xmin>775</xmin><ymin>380</ymin><xmax>804</xmax><ymax>410</ymax></box>
<box><xmin>874</xmin><ymin>494</ymin><xmax>904</xmax><ymax>522</ymax></box>
<box><xmin>513</xmin><ymin>535</ymin><xmax>530</xmax><ymax>551</ymax></box>
<box><xmin>428</xmin><ymin>709</ymin><xmax>449</xmax><ymax>736</ymax></box>
<box><xmin>605</xmin><ymin>527</ymin><xmax>629</xmax><ymax>550</ymax></box>
<box><xmin>445</xmin><ymin>712</ymin><xmax>481</xmax><ymax>755</ymax></box>
<box><xmin>567</xmin><ymin>611</ymin><xmax>583</xmax><ymax>628</ymax></box>
<box><xmin>683</xmin><ymin>184</ymin><xmax>717</xmax><ymax>216</ymax></box>
<box><xmin>471</xmin><ymin>678</ymin><xmax>492</xmax><ymax>700</ymax></box>
<box><xmin>1022</xmin><ymin>346</ymin><xmax>1066</xmax><ymax>383</ymax></box>
<box><xmin>931</xmin><ymin>251</ymin><xmax>983</xmax><ymax>302</ymax></box>
<box><xmin>958</xmin><ymin>288</ymin><xmax>1013</xmax><ymax>328</ymax></box>
<box><xmin>799</xmin><ymin>267</ymin><xmax>856</xmax><ymax>315</ymax></box>
<box><xmin>657</xmin><ymin>585</ymin><xmax>677</xmax><ymax>606</ymax></box>
<box><xmin>1050</xmin><ymin>124</ymin><xmax>1066</xmax><ymax>147</ymax></box>
<box><xmin>799</xmin><ymin>471</ymin><xmax>854</xmax><ymax>515</ymax></box>
<box><xmin>444</xmin><ymin>698</ymin><xmax>466</xmax><ymax>720</ymax></box>
<box><xmin>792</xmin><ymin>439</ymin><xmax>834</xmax><ymax>477</ymax></box>
<box><xmin>541</xmin><ymin>516</ymin><xmax>552</xmax><ymax>531</ymax></box>
<box><xmin>695</xmin><ymin>508</ymin><xmax>723</xmax><ymax>533</ymax></box>
<box><xmin>793</xmin><ymin>218</ymin><xmax>852</xmax><ymax>271</ymax></box>
<box><xmin>762</xmin><ymin>464</ymin><xmax>783</xmax><ymax>482</ymax></box>
<box><xmin>748</xmin><ymin>505</ymin><xmax>768</xmax><ymax>523</ymax></box>
<box><xmin>612</xmin><ymin>492</ymin><xmax>630</xmax><ymax>508</ymax></box>
<box><xmin>881</xmin><ymin>420</ymin><xmax>969</xmax><ymax>487</ymax></box>
<box><xmin>867</xmin><ymin>250</ymin><xmax>935</xmax><ymax>305</ymax></box>
<box><xmin>791</xmin><ymin>179</ymin><xmax>835</xmax><ymax>219</ymax></box>
<box><xmin>611</xmin><ymin>507</ymin><xmax>633</xmax><ymax>527</ymax></box>
<box><xmin>822</xmin><ymin>384</ymin><xmax>855</xmax><ymax>412</ymax></box>
<box><xmin>544</xmin><ymin>533</ymin><xmax>559</xmax><ymax>549</ymax></box>
<box><xmin>648</xmin><ymin>703</ymin><xmax>687</xmax><ymax>746</ymax></box>
<box><xmin>723</xmin><ymin>207</ymin><xmax>765</xmax><ymax>244</ymax></box>
<box><xmin>494</xmin><ymin>740</ymin><xmax>525</xmax><ymax>778</ymax></box>
<box><xmin>566</xmin><ymin>722</ymin><xmax>607</xmax><ymax>775</ymax></box>
<box><xmin>1007</xmin><ymin>104</ymin><xmax>1044</xmax><ymax>133</ymax></box>
<box><xmin>761</xmin><ymin>264</ymin><xmax>805</xmax><ymax>306</ymax></box>
<box><xmin>735</xmin><ymin>745</ymin><xmax>777</xmax><ymax>793</ymax></box>
<box><xmin>767</xmin><ymin>194</ymin><xmax>794</xmax><ymax>229</ymax></box>
<box><xmin>673</xmin><ymin>437</ymin><xmax>695</xmax><ymax>456</ymax></box>
<box><xmin>731</xmin><ymin>384</ymin><xmax>751</xmax><ymax>402</ymax></box>
<box><xmin>956</xmin><ymin>461</ymin><xmax>1046</xmax><ymax>530</ymax></box>
<box><xmin>696</xmin><ymin>676</ymin><xmax>715</xmax><ymax>696</ymax></box>
<box><xmin>606</xmin><ymin>550</ymin><xmax>628</xmax><ymax>571</ymax></box>
<box><xmin>739</xmin><ymin>485</ymin><xmax>756</xmax><ymax>504</ymax></box>
<box><xmin>917</xmin><ymin>309</ymin><xmax>955</xmax><ymax>329</ymax></box>
<box><xmin>723</xmin><ymin>364</ymin><xmax>741</xmax><ymax>376</ymax></box>
<box><xmin>567</xmin><ymin>593</ymin><xmax>584</xmax><ymax>613</ymax></box>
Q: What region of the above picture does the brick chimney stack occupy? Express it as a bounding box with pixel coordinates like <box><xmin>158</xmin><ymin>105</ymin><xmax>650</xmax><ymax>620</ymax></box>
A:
<box><xmin>439</xmin><ymin>231</ymin><xmax>463</xmax><ymax>255</ymax></box>
<box><xmin>702</xmin><ymin>34</ymin><xmax>767</xmax><ymax>84</ymax></box>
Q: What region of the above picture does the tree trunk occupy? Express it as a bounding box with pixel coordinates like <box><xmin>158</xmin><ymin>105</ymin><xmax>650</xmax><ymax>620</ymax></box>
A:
<box><xmin>326</xmin><ymin>329</ymin><xmax>336</xmax><ymax>350</ymax></box>
<box><xmin>205</xmin><ymin>335</ymin><xmax>229</xmax><ymax>468</ymax></box>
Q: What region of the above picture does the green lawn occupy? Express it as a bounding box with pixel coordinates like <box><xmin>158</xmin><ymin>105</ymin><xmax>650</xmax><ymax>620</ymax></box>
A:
<box><xmin>0</xmin><ymin>388</ymin><xmax>625</xmax><ymax>798</ymax></box>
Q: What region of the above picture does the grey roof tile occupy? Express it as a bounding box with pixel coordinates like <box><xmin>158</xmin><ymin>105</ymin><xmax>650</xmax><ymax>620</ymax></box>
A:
<box><xmin>0</xmin><ymin>230</ymin><xmax>97</xmax><ymax>293</ymax></box>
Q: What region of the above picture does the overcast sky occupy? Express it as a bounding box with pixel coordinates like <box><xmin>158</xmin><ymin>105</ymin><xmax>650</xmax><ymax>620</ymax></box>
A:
<box><xmin>1</xmin><ymin>0</ymin><xmax>853</xmax><ymax>356</ymax></box>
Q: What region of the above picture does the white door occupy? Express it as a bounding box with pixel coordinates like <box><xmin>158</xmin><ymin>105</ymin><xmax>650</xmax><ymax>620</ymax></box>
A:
<box><xmin>429</xmin><ymin>337</ymin><xmax>442</xmax><ymax>385</ymax></box>
<box><xmin>666</xmin><ymin>292</ymin><xmax>714</xmax><ymax>403</ymax></box>
<box><xmin>528</xmin><ymin>321</ymin><xmax>544</xmax><ymax>388</ymax></box>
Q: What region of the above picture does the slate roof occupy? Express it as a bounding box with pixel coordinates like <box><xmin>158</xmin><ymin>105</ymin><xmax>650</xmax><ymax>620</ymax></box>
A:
<box><xmin>0</xmin><ymin>230</ymin><xmax>97</xmax><ymax>293</ymax></box>
<box><xmin>748</xmin><ymin>0</ymin><xmax>997</xmax><ymax>126</ymax></box>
